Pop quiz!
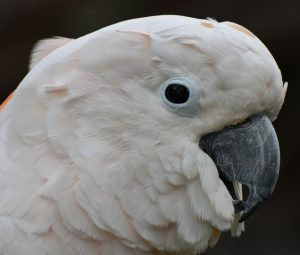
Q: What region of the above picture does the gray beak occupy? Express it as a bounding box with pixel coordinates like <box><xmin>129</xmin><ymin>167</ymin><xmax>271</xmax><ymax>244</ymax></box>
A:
<box><xmin>199</xmin><ymin>114</ymin><xmax>280</xmax><ymax>222</ymax></box>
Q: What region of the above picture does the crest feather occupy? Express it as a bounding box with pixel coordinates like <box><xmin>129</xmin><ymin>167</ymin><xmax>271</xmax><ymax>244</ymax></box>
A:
<box><xmin>29</xmin><ymin>37</ymin><xmax>73</xmax><ymax>70</ymax></box>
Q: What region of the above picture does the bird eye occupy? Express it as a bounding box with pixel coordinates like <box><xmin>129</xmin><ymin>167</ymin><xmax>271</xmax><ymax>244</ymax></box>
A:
<box><xmin>160</xmin><ymin>77</ymin><xmax>200</xmax><ymax>116</ymax></box>
<box><xmin>165</xmin><ymin>84</ymin><xmax>189</xmax><ymax>104</ymax></box>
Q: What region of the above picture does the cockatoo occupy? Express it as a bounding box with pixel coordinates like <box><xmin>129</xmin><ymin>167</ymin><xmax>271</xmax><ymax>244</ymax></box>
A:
<box><xmin>0</xmin><ymin>15</ymin><xmax>287</xmax><ymax>255</ymax></box>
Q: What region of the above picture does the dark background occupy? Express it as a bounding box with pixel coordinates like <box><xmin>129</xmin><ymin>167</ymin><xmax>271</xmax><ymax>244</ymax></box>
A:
<box><xmin>0</xmin><ymin>0</ymin><xmax>299</xmax><ymax>254</ymax></box>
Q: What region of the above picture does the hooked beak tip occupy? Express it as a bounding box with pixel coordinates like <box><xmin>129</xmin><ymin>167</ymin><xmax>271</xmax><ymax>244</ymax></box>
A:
<box><xmin>200</xmin><ymin>114</ymin><xmax>280</xmax><ymax>222</ymax></box>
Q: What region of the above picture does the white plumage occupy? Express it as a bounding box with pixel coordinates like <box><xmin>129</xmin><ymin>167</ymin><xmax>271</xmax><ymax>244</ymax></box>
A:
<box><xmin>0</xmin><ymin>15</ymin><xmax>286</xmax><ymax>254</ymax></box>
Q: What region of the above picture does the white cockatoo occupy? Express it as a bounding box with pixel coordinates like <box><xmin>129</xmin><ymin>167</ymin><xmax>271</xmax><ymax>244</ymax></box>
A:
<box><xmin>0</xmin><ymin>15</ymin><xmax>287</xmax><ymax>255</ymax></box>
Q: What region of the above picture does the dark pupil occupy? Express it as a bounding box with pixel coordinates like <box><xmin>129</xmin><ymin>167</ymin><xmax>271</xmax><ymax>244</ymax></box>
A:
<box><xmin>165</xmin><ymin>84</ymin><xmax>189</xmax><ymax>104</ymax></box>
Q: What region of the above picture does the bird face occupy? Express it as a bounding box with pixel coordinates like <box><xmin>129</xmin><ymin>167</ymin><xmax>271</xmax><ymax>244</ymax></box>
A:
<box><xmin>33</xmin><ymin>16</ymin><xmax>287</xmax><ymax>253</ymax></box>
<box><xmin>76</xmin><ymin>16</ymin><xmax>286</xmax><ymax>221</ymax></box>
<box><xmin>146</xmin><ymin>23</ymin><xmax>287</xmax><ymax>223</ymax></box>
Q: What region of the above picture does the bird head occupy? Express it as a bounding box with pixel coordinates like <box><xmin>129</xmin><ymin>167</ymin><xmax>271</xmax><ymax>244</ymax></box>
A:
<box><xmin>16</xmin><ymin>15</ymin><xmax>287</xmax><ymax>254</ymax></box>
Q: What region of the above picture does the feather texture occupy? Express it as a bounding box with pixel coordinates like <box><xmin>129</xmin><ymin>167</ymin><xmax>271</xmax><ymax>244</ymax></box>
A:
<box><xmin>0</xmin><ymin>15</ymin><xmax>286</xmax><ymax>254</ymax></box>
<box><xmin>29</xmin><ymin>37</ymin><xmax>73</xmax><ymax>70</ymax></box>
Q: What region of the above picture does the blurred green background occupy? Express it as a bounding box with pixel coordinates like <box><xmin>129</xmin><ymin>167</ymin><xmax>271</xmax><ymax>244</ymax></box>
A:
<box><xmin>0</xmin><ymin>0</ymin><xmax>299</xmax><ymax>254</ymax></box>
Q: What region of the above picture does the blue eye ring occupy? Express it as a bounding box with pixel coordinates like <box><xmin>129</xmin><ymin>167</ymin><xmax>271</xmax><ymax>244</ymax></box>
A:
<box><xmin>160</xmin><ymin>77</ymin><xmax>200</xmax><ymax>116</ymax></box>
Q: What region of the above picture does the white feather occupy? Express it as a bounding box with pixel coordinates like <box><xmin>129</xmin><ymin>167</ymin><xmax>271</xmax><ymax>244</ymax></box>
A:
<box><xmin>30</xmin><ymin>37</ymin><xmax>73</xmax><ymax>70</ymax></box>
<box><xmin>0</xmin><ymin>15</ymin><xmax>286</xmax><ymax>254</ymax></box>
